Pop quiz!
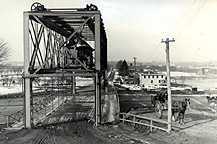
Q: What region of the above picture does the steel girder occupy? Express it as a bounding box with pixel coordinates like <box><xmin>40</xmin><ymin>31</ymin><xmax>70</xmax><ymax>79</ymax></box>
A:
<box><xmin>25</xmin><ymin>9</ymin><xmax>107</xmax><ymax>74</ymax></box>
<box><xmin>23</xmin><ymin>4</ymin><xmax>107</xmax><ymax>128</ymax></box>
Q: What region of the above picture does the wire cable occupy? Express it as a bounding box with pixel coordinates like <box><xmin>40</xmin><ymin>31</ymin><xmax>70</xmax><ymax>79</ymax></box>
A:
<box><xmin>175</xmin><ymin>0</ymin><xmax>208</xmax><ymax>40</ymax></box>
<box><xmin>145</xmin><ymin>0</ymin><xmax>197</xmax><ymax>63</ymax></box>
<box><xmin>165</xmin><ymin>0</ymin><xmax>197</xmax><ymax>38</ymax></box>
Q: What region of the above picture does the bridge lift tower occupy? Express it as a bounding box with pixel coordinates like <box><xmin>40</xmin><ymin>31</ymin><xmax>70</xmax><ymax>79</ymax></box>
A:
<box><xmin>23</xmin><ymin>3</ymin><xmax>107</xmax><ymax>128</ymax></box>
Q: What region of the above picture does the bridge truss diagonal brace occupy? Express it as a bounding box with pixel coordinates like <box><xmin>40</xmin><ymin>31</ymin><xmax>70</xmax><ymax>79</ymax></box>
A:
<box><xmin>32</xmin><ymin>15</ymin><xmax>92</xmax><ymax>74</ymax></box>
<box><xmin>29</xmin><ymin>24</ymin><xmax>44</xmax><ymax>69</ymax></box>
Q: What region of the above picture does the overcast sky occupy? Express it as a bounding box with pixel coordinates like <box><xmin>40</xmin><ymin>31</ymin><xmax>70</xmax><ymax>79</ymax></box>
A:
<box><xmin>0</xmin><ymin>0</ymin><xmax>217</xmax><ymax>63</ymax></box>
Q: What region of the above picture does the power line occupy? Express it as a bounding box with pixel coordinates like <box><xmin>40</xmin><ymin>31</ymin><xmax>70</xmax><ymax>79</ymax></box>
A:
<box><xmin>152</xmin><ymin>48</ymin><xmax>165</xmax><ymax>62</ymax></box>
<box><xmin>165</xmin><ymin>0</ymin><xmax>197</xmax><ymax>38</ymax></box>
<box><xmin>175</xmin><ymin>0</ymin><xmax>208</xmax><ymax>40</ymax></box>
<box><xmin>155</xmin><ymin>53</ymin><xmax>165</xmax><ymax>65</ymax></box>
<box><xmin>167</xmin><ymin>0</ymin><xmax>208</xmax><ymax>63</ymax></box>
<box><xmin>144</xmin><ymin>43</ymin><xmax>161</xmax><ymax>62</ymax></box>
<box><xmin>159</xmin><ymin>52</ymin><xmax>166</xmax><ymax>62</ymax></box>
<box><xmin>159</xmin><ymin>0</ymin><xmax>208</xmax><ymax>63</ymax></box>
<box><xmin>145</xmin><ymin>0</ymin><xmax>197</xmax><ymax>63</ymax></box>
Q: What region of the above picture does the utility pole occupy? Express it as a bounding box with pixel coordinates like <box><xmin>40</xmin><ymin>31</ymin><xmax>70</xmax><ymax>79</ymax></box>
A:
<box><xmin>133</xmin><ymin>57</ymin><xmax>137</xmax><ymax>86</ymax></box>
<box><xmin>161</xmin><ymin>38</ymin><xmax>175</xmax><ymax>133</ymax></box>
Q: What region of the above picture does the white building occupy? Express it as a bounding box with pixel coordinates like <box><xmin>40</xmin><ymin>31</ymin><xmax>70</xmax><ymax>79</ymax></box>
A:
<box><xmin>139</xmin><ymin>73</ymin><xmax>167</xmax><ymax>87</ymax></box>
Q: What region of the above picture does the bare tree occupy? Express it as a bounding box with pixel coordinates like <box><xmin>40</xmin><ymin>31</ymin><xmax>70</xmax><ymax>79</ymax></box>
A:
<box><xmin>0</xmin><ymin>38</ymin><xmax>10</xmax><ymax>66</ymax></box>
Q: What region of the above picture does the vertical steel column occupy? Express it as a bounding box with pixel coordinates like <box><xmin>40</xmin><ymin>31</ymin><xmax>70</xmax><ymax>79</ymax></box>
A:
<box><xmin>104</xmin><ymin>70</ymin><xmax>108</xmax><ymax>92</ymax></box>
<box><xmin>23</xmin><ymin>12</ymin><xmax>31</xmax><ymax>128</ymax></box>
<box><xmin>95</xmin><ymin>14</ymin><xmax>101</xmax><ymax>126</ymax></box>
<box><xmin>71</xmin><ymin>72</ymin><xmax>76</xmax><ymax>94</ymax></box>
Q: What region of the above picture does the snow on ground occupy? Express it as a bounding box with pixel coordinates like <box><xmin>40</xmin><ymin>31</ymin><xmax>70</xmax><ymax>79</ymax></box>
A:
<box><xmin>0</xmin><ymin>77</ymin><xmax>93</xmax><ymax>95</ymax></box>
<box><xmin>162</xmin><ymin>71</ymin><xmax>198</xmax><ymax>77</ymax></box>
<box><xmin>0</xmin><ymin>85</ymin><xmax>22</xmax><ymax>95</ymax></box>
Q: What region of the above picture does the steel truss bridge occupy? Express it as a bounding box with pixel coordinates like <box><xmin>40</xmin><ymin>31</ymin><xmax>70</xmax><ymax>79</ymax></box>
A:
<box><xmin>22</xmin><ymin>3</ymin><xmax>107</xmax><ymax>128</ymax></box>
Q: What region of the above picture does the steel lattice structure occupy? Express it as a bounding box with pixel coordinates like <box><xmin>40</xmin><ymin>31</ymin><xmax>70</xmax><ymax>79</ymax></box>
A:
<box><xmin>23</xmin><ymin>3</ymin><xmax>107</xmax><ymax>128</ymax></box>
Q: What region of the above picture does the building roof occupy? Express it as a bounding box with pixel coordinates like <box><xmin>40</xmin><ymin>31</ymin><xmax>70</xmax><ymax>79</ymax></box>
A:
<box><xmin>141</xmin><ymin>73</ymin><xmax>166</xmax><ymax>76</ymax></box>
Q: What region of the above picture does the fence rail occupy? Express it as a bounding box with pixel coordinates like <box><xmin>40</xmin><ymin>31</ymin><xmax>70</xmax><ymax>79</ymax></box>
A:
<box><xmin>120</xmin><ymin>112</ymin><xmax>169</xmax><ymax>132</ymax></box>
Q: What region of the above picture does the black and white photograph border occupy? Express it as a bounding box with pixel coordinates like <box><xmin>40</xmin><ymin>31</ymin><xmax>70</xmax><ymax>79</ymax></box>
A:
<box><xmin>0</xmin><ymin>0</ymin><xmax>217</xmax><ymax>144</ymax></box>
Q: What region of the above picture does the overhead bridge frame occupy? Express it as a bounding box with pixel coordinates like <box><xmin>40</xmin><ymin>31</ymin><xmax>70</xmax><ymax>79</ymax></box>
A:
<box><xmin>23</xmin><ymin>4</ymin><xmax>107</xmax><ymax>128</ymax></box>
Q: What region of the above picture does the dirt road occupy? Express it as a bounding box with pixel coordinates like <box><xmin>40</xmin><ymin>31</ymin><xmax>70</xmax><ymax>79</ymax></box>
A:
<box><xmin>1</xmin><ymin>92</ymin><xmax>217</xmax><ymax>143</ymax></box>
<box><xmin>0</xmin><ymin>122</ymin><xmax>146</xmax><ymax>144</ymax></box>
<box><xmin>1</xmin><ymin>111</ymin><xmax>217</xmax><ymax>144</ymax></box>
<box><xmin>141</xmin><ymin>108</ymin><xmax>217</xmax><ymax>144</ymax></box>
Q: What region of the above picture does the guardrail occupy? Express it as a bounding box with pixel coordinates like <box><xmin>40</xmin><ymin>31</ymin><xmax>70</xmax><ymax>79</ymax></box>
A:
<box><xmin>32</xmin><ymin>92</ymin><xmax>58</xmax><ymax>113</ymax></box>
<box><xmin>6</xmin><ymin>91</ymin><xmax>69</xmax><ymax>127</ymax></box>
<box><xmin>120</xmin><ymin>112</ymin><xmax>169</xmax><ymax>132</ymax></box>
<box><xmin>6</xmin><ymin>110</ymin><xmax>23</xmax><ymax>127</ymax></box>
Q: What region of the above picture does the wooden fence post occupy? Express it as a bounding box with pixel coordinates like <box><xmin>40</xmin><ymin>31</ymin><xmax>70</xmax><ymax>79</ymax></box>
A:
<box><xmin>122</xmin><ymin>113</ymin><xmax>125</xmax><ymax>123</ymax></box>
<box><xmin>133</xmin><ymin>116</ymin><xmax>136</xmax><ymax>127</ymax></box>
<box><xmin>150</xmin><ymin>120</ymin><xmax>153</xmax><ymax>132</ymax></box>
<box><xmin>6</xmin><ymin>115</ymin><xmax>9</xmax><ymax>128</ymax></box>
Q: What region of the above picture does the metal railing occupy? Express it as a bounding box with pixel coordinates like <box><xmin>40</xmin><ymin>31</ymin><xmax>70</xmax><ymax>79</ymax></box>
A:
<box><xmin>6</xmin><ymin>91</ymin><xmax>69</xmax><ymax>127</ymax></box>
<box><xmin>6</xmin><ymin>110</ymin><xmax>23</xmax><ymax>127</ymax></box>
<box><xmin>120</xmin><ymin>112</ymin><xmax>169</xmax><ymax>132</ymax></box>
<box><xmin>32</xmin><ymin>92</ymin><xmax>58</xmax><ymax>113</ymax></box>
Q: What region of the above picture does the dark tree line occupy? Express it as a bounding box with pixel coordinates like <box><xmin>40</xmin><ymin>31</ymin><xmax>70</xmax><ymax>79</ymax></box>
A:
<box><xmin>0</xmin><ymin>38</ymin><xmax>10</xmax><ymax>66</ymax></box>
<box><xmin>116</xmin><ymin>59</ymin><xmax>129</xmax><ymax>76</ymax></box>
